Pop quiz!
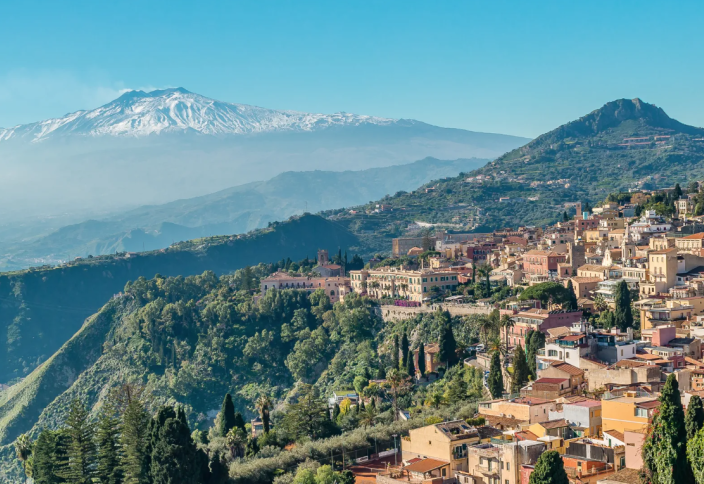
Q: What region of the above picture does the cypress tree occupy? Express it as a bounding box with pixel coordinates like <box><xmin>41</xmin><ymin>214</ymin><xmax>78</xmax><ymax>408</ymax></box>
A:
<box><xmin>613</xmin><ymin>280</ymin><xmax>633</xmax><ymax>331</ymax></box>
<box><xmin>437</xmin><ymin>320</ymin><xmax>457</xmax><ymax>367</ymax></box>
<box><xmin>150</xmin><ymin>414</ymin><xmax>201</xmax><ymax>484</ymax></box>
<box><xmin>406</xmin><ymin>347</ymin><xmax>416</xmax><ymax>378</ymax></box>
<box><xmin>245</xmin><ymin>437</ymin><xmax>259</xmax><ymax>458</ymax></box>
<box><xmin>566</xmin><ymin>280</ymin><xmax>578</xmax><ymax>311</ymax></box>
<box><xmin>528</xmin><ymin>450</ymin><xmax>568</xmax><ymax>484</ymax></box>
<box><xmin>121</xmin><ymin>397</ymin><xmax>150</xmax><ymax>484</ymax></box>
<box><xmin>207</xmin><ymin>453</ymin><xmax>229</xmax><ymax>484</ymax></box>
<box><xmin>643</xmin><ymin>374</ymin><xmax>693</xmax><ymax>484</ymax></box>
<box><xmin>59</xmin><ymin>399</ymin><xmax>97</xmax><ymax>484</ymax></box>
<box><xmin>400</xmin><ymin>333</ymin><xmax>409</xmax><ymax>369</ymax></box>
<box><xmin>177</xmin><ymin>406</ymin><xmax>189</xmax><ymax>429</ymax></box>
<box><xmin>687</xmin><ymin>395</ymin><xmax>704</xmax><ymax>440</ymax></box>
<box><xmin>511</xmin><ymin>344</ymin><xmax>530</xmax><ymax>395</ymax></box>
<box><xmin>392</xmin><ymin>335</ymin><xmax>400</xmax><ymax>370</ymax></box>
<box><xmin>233</xmin><ymin>412</ymin><xmax>246</xmax><ymax>433</ymax></box>
<box><xmin>332</xmin><ymin>403</ymin><xmax>341</xmax><ymax>421</ymax></box>
<box><xmin>217</xmin><ymin>394</ymin><xmax>236</xmax><ymax>437</ymax></box>
<box><xmin>32</xmin><ymin>430</ymin><xmax>59</xmax><ymax>484</ymax></box>
<box><xmin>369</xmin><ymin>398</ymin><xmax>376</xmax><ymax>412</ymax></box>
<box><xmin>488</xmin><ymin>351</ymin><xmax>504</xmax><ymax>398</ymax></box>
<box><xmin>96</xmin><ymin>403</ymin><xmax>123</xmax><ymax>484</ymax></box>
<box><xmin>417</xmin><ymin>343</ymin><xmax>426</xmax><ymax>376</ymax></box>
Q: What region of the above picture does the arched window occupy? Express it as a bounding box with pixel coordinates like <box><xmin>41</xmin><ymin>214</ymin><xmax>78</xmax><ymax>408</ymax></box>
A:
<box><xmin>330</xmin><ymin>290</ymin><xmax>335</xmax><ymax>296</ymax></box>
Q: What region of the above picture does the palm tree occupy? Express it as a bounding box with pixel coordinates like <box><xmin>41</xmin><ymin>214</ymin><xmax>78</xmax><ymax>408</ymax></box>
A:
<box><xmin>500</xmin><ymin>314</ymin><xmax>515</xmax><ymax>354</ymax></box>
<box><xmin>477</xmin><ymin>316</ymin><xmax>494</xmax><ymax>347</ymax></box>
<box><xmin>358</xmin><ymin>407</ymin><xmax>378</xmax><ymax>428</ymax></box>
<box><xmin>488</xmin><ymin>336</ymin><xmax>505</xmax><ymax>357</ymax></box>
<box><xmin>425</xmin><ymin>389</ymin><xmax>445</xmax><ymax>409</ymax></box>
<box><xmin>14</xmin><ymin>433</ymin><xmax>32</xmax><ymax>484</ymax></box>
<box><xmin>255</xmin><ymin>395</ymin><xmax>272</xmax><ymax>433</ymax></box>
<box><xmin>226</xmin><ymin>427</ymin><xmax>247</xmax><ymax>458</ymax></box>
<box><xmin>385</xmin><ymin>369</ymin><xmax>411</xmax><ymax>421</ymax></box>
<box><xmin>593</xmin><ymin>294</ymin><xmax>608</xmax><ymax>312</ymax></box>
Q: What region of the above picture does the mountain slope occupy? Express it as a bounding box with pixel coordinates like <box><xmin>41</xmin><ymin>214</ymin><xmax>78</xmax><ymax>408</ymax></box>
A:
<box><xmin>0</xmin><ymin>157</ymin><xmax>488</xmax><ymax>271</ymax></box>
<box><xmin>327</xmin><ymin>98</ymin><xmax>704</xmax><ymax>239</ymax></box>
<box><xmin>0</xmin><ymin>214</ymin><xmax>359</xmax><ymax>386</ymax></box>
<box><xmin>0</xmin><ymin>88</ymin><xmax>529</xmax><ymax>219</ymax></box>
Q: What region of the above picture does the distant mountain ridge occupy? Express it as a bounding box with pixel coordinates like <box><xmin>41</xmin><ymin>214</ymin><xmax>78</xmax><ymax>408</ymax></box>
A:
<box><xmin>0</xmin><ymin>88</ymin><xmax>530</xmax><ymax>218</ymax></box>
<box><xmin>0</xmin><ymin>87</ymin><xmax>403</xmax><ymax>142</ymax></box>
<box><xmin>0</xmin><ymin>157</ymin><xmax>488</xmax><ymax>271</ymax></box>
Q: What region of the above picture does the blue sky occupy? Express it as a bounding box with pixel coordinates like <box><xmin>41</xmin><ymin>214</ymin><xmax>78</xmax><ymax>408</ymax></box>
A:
<box><xmin>0</xmin><ymin>0</ymin><xmax>702</xmax><ymax>137</ymax></box>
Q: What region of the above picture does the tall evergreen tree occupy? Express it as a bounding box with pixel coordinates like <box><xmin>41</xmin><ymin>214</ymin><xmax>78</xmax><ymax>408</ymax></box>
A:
<box><xmin>217</xmin><ymin>394</ymin><xmax>236</xmax><ymax>437</ymax></box>
<box><xmin>511</xmin><ymin>344</ymin><xmax>530</xmax><ymax>395</ymax></box>
<box><xmin>400</xmin><ymin>333</ymin><xmax>409</xmax><ymax>369</ymax></box>
<box><xmin>207</xmin><ymin>454</ymin><xmax>229</xmax><ymax>484</ymax></box>
<box><xmin>32</xmin><ymin>430</ymin><xmax>60</xmax><ymax>484</ymax></box>
<box><xmin>406</xmin><ymin>347</ymin><xmax>416</xmax><ymax>378</ymax></box>
<box><xmin>233</xmin><ymin>412</ymin><xmax>246</xmax><ymax>433</ymax></box>
<box><xmin>332</xmin><ymin>403</ymin><xmax>341</xmax><ymax>421</ymax></box>
<box><xmin>565</xmin><ymin>280</ymin><xmax>578</xmax><ymax>311</ymax></box>
<box><xmin>488</xmin><ymin>351</ymin><xmax>504</xmax><ymax>399</ymax></box>
<box><xmin>59</xmin><ymin>399</ymin><xmax>97</xmax><ymax>484</ymax></box>
<box><xmin>437</xmin><ymin>319</ymin><xmax>457</xmax><ymax>366</ymax></box>
<box><xmin>417</xmin><ymin>343</ymin><xmax>426</xmax><ymax>376</ymax></box>
<box><xmin>121</xmin><ymin>397</ymin><xmax>151</xmax><ymax>484</ymax></box>
<box><xmin>528</xmin><ymin>451</ymin><xmax>569</xmax><ymax>484</ymax></box>
<box><xmin>687</xmin><ymin>395</ymin><xmax>704</xmax><ymax>440</ymax></box>
<box><xmin>96</xmin><ymin>403</ymin><xmax>123</xmax><ymax>484</ymax></box>
<box><xmin>150</xmin><ymin>412</ymin><xmax>201</xmax><ymax>484</ymax></box>
<box><xmin>613</xmin><ymin>280</ymin><xmax>633</xmax><ymax>331</ymax></box>
<box><xmin>445</xmin><ymin>369</ymin><xmax>468</xmax><ymax>404</ymax></box>
<box><xmin>643</xmin><ymin>374</ymin><xmax>693</xmax><ymax>484</ymax></box>
<box><xmin>392</xmin><ymin>334</ymin><xmax>400</xmax><ymax>370</ymax></box>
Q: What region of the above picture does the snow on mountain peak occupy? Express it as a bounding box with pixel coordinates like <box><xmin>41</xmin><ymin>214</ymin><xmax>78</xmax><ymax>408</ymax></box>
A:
<box><xmin>0</xmin><ymin>88</ymin><xmax>398</xmax><ymax>142</ymax></box>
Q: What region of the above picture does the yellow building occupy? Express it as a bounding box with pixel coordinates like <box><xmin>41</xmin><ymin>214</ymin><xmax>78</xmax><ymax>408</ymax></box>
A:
<box><xmin>349</xmin><ymin>267</ymin><xmax>459</xmax><ymax>302</ymax></box>
<box><xmin>477</xmin><ymin>398</ymin><xmax>557</xmax><ymax>424</ymax></box>
<box><xmin>647</xmin><ymin>248</ymin><xmax>678</xmax><ymax>294</ymax></box>
<box><xmin>601</xmin><ymin>395</ymin><xmax>659</xmax><ymax>433</ymax></box>
<box><xmin>401</xmin><ymin>420</ymin><xmax>480</xmax><ymax>473</ymax></box>
<box><xmin>636</xmin><ymin>299</ymin><xmax>695</xmax><ymax>329</ymax></box>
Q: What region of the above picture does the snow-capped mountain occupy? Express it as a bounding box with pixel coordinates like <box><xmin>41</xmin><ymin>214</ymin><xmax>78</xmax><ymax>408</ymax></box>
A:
<box><xmin>0</xmin><ymin>87</ymin><xmax>400</xmax><ymax>142</ymax></box>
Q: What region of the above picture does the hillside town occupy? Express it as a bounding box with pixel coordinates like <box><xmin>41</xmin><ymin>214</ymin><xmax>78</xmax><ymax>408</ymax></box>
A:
<box><xmin>255</xmin><ymin>186</ymin><xmax>704</xmax><ymax>484</ymax></box>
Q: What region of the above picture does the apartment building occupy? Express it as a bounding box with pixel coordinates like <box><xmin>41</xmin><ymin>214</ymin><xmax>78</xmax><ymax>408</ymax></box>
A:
<box><xmin>401</xmin><ymin>420</ymin><xmax>481</xmax><ymax>473</ymax></box>
<box><xmin>522</xmin><ymin>250</ymin><xmax>567</xmax><ymax>277</ymax></box>
<box><xmin>501</xmin><ymin>309</ymin><xmax>582</xmax><ymax>349</ymax></box>
<box><xmin>478</xmin><ymin>398</ymin><xmax>557</xmax><ymax>424</ymax></box>
<box><xmin>601</xmin><ymin>395</ymin><xmax>659</xmax><ymax>433</ymax></box>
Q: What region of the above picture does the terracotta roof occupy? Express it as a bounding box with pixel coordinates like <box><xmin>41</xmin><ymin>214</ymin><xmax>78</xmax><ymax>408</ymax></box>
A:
<box><xmin>601</xmin><ymin>467</ymin><xmax>642</xmax><ymax>484</ymax></box>
<box><xmin>604</xmin><ymin>430</ymin><xmax>625</xmax><ymax>442</ymax></box>
<box><xmin>570</xmin><ymin>399</ymin><xmax>601</xmax><ymax>408</ymax></box>
<box><xmin>560</xmin><ymin>334</ymin><xmax>585</xmax><ymax>342</ymax></box>
<box><xmin>404</xmin><ymin>458</ymin><xmax>449</xmax><ymax>474</ymax></box>
<box><xmin>515</xmin><ymin>430</ymin><xmax>540</xmax><ymax>441</ymax></box>
<box><xmin>484</xmin><ymin>415</ymin><xmax>527</xmax><ymax>429</ymax></box>
<box><xmin>686</xmin><ymin>357</ymin><xmax>704</xmax><ymax>368</ymax></box>
<box><xmin>637</xmin><ymin>400</ymin><xmax>660</xmax><ymax>409</ymax></box>
<box><xmin>538</xmin><ymin>419</ymin><xmax>569</xmax><ymax>429</ymax></box>
<box><xmin>578</xmin><ymin>264</ymin><xmax>609</xmax><ymax>272</ymax></box>
<box><xmin>635</xmin><ymin>353</ymin><xmax>661</xmax><ymax>361</ymax></box>
<box><xmin>534</xmin><ymin>377</ymin><xmax>569</xmax><ymax>385</ymax></box>
<box><xmin>682</xmin><ymin>233</ymin><xmax>704</xmax><ymax>239</ymax></box>
<box><xmin>650</xmin><ymin>248</ymin><xmax>678</xmax><ymax>255</ymax></box>
<box><xmin>571</xmin><ymin>277</ymin><xmax>603</xmax><ymax>283</ymax></box>
<box><xmin>550</xmin><ymin>362</ymin><xmax>584</xmax><ymax>376</ymax></box>
<box><xmin>512</xmin><ymin>397</ymin><xmax>553</xmax><ymax>405</ymax></box>
<box><xmin>613</xmin><ymin>359</ymin><xmax>648</xmax><ymax>368</ymax></box>
<box><xmin>580</xmin><ymin>357</ymin><xmax>608</xmax><ymax>368</ymax></box>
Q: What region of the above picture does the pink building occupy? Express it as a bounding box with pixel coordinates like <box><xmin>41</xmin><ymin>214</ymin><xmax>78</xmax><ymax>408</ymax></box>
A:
<box><xmin>522</xmin><ymin>250</ymin><xmax>567</xmax><ymax>277</ymax></box>
<box><xmin>260</xmin><ymin>272</ymin><xmax>349</xmax><ymax>303</ymax></box>
<box><xmin>624</xmin><ymin>429</ymin><xmax>647</xmax><ymax>469</ymax></box>
<box><xmin>651</xmin><ymin>325</ymin><xmax>676</xmax><ymax>346</ymax></box>
<box><xmin>501</xmin><ymin>309</ymin><xmax>583</xmax><ymax>349</ymax></box>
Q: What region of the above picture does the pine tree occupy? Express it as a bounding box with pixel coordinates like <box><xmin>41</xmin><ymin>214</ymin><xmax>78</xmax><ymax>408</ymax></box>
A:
<box><xmin>529</xmin><ymin>450</ymin><xmax>568</xmax><ymax>484</ymax></box>
<box><xmin>417</xmin><ymin>343</ymin><xmax>426</xmax><ymax>376</ymax></box>
<box><xmin>511</xmin><ymin>344</ymin><xmax>529</xmax><ymax>395</ymax></box>
<box><xmin>392</xmin><ymin>335</ymin><xmax>400</xmax><ymax>370</ymax></box>
<box><xmin>150</xmin><ymin>412</ymin><xmax>201</xmax><ymax>484</ymax></box>
<box><xmin>687</xmin><ymin>395</ymin><xmax>704</xmax><ymax>440</ymax></box>
<box><xmin>566</xmin><ymin>280</ymin><xmax>578</xmax><ymax>311</ymax></box>
<box><xmin>32</xmin><ymin>430</ymin><xmax>60</xmax><ymax>484</ymax></box>
<box><xmin>613</xmin><ymin>280</ymin><xmax>633</xmax><ymax>331</ymax></box>
<box><xmin>643</xmin><ymin>374</ymin><xmax>693</xmax><ymax>484</ymax></box>
<box><xmin>406</xmin><ymin>347</ymin><xmax>416</xmax><ymax>378</ymax></box>
<box><xmin>96</xmin><ymin>403</ymin><xmax>123</xmax><ymax>484</ymax></box>
<box><xmin>59</xmin><ymin>399</ymin><xmax>97</xmax><ymax>484</ymax></box>
<box><xmin>121</xmin><ymin>396</ymin><xmax>151</xmax><ymax>484</ymax></box>
<box><xmin>400</xmin><ymin>333</ymin><xmax>409</xmax><ymax>369</ymax></box>
<box><xmin>217</xmin><ymin>394</ymin><xmax>236</xmax><ymax>437</ymax></box>
<box><xmin>488</xmin><ymin>351</ymin><xmax>504</xmax><ymax>398</ymax></box>
<box><xmin>445</xmin><ymin>369</ymin><xmax>468</xmax><ymax>404</ymax></box>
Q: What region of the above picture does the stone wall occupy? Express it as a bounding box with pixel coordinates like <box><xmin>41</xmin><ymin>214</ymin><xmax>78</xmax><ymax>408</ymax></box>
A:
<box><xmin>378</xmin><ymin>304</ymin><xmax>492</xmax><ymax>322</ymax></box>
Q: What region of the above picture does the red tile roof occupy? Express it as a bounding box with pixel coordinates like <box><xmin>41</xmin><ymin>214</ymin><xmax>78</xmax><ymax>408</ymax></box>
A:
<box><xmin>534</xmin><ymin>377</ymin><xmax>569</xmax><ymax>385</ymax></box>
<box><xmin>550</xmin><ymin>362</ymin><xmax>584</xmax><ymax>376</ymax></box>
<box><xmin>404</xmin><ymin>458</ymin><xmax>449</xmax><ymax>473</ymax></box>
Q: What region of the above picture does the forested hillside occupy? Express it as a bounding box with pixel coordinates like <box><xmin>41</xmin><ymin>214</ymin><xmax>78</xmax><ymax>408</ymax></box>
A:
<box><xmin>0</xmin><ymin>269</ymin><xmax>487</xmax><ymax>483</ymax></box>
<box><xmin>327</xmin><ymin>98</ymin><xmax>704</xmax><ymax>239</ymax></box>
<box><xmin>0</xmin><ymin>214</ymin><xmax>359</xmax><ymax>386</ymax></box>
